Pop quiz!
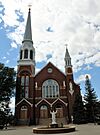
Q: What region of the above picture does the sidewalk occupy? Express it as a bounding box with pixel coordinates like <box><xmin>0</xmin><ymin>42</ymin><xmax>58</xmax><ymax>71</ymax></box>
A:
<box><xmin>0</xmin><ymin>124</ymin><xmax>100</xmax><ymax>135</ymax></box>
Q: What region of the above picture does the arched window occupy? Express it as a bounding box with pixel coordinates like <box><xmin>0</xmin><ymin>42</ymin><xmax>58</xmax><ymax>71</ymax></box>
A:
<box><xmin>24</xmin><ymin>49</ymin><xmax>28</xmax><ymax>59</ymax></box>
<box><xmin>21</xmin><ymin>75</ymin><xmax>29</xmax><ymax>98</ymax></box>
<box><xmin>30</xmin><ymin>50</ymin><xmax>33</xmax><ymax>60</ymax></box>
<box><xmin>40</xmin><ymin>105</ymin><xmax>48</xmax><ymax>110</ymax></box>
<box><xmin>42</xmin><ymin>79</ymin><xmax>59</xmax><ymax>98</ymax></box>
<box><xmin>21</xmin><ymin>106</ymin><xmax>27</xmax><ymax>110</ymax></box>
<box><xmin>20</xmin><ymin>50</ymin><xmax>23</xmax><ymax>59</ymax></box>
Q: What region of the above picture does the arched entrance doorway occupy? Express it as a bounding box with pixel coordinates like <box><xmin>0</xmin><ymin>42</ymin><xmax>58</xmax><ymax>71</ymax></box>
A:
<box><xmin>20</xmin><ymin>105</ymin><xmax>28</xmax><ymax>119</ymax></box>
<box><xmin>40</xmin><ymin>105</ymin><xmax>48</xmax><ymax>118</ymax></box>
<box><xmin>56</xmin><ymin>105</ymin><xmax>63</xmax><ymax>118</ymax></box>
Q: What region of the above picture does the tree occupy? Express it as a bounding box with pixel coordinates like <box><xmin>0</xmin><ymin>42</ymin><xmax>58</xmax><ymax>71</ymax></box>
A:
<box><xmin>0</xmin><ymin>63</ymin><xmax>16</xmax><ymax>128</ymax></box>
<box><xmin>73</xmin><ymin>93</ymin><xmax>86</xmax><ymax>124</ymax></box>
<box><xmin>84</xmin><ymin>75</ymin><xmax>98</xmax><ymax>123</ymax></box>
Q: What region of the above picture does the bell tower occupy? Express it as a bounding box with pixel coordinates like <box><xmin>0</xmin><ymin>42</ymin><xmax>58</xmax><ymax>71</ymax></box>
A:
<box><xmin>15</xmin><ymin>8</ymin><xmax>35</xmax><ymax>125</ymax></box>
<box><xmin>18</xmin><ymin>8</ymin><xmax>35</xmax><ymax>73</ymax></box>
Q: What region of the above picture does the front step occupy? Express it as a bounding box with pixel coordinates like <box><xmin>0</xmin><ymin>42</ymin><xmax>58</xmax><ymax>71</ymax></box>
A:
<box><xmin>39</xmin><ymin>118</ymin><xmax>51</xmax><ymax>126</ymax></box>
<box><xmin>39</xmin><ymin>117</ymin><xmax>67</xmax><ymax>126</ymax></box>
<box><xmin>17</xmin><ymin>119</ymin><xmax>29</xmax><ymax>125</ymax></box>
<box><xmin>56</xmin><ymin>117</ymin><xmax>67</xmax><ymax>125</ymax></box>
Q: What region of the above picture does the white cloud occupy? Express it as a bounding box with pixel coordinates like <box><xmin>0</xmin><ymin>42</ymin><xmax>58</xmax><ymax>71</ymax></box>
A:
<box><xmin>5</xmin><ymin>60</ymin><xmax>10</xmax><ymax>64</ymax></box>
<box><xmin>2</xmin><ymin>56</ymin><xmax>6</xmax><ymax>59</ymax></box>
<box><xmin>84</xmin><ymin>65</ymin><xmax>92</xmax><ymax>70</ymax></box>
<box><xmin>0</xmin><ymin>0</ymin><xmax>100</xmax><ymax>73</ymax></box>
<box><xmin>14</xmin><ymin>66</ymin><xmax>17</xmax><ymax>72</ymax></box>
<box><xmin>76</xmin><ymin>74</ymin><xmax>91</xmax><ymax>83</ymax></box>
<box><xmin>0</xmin><ymin>17</ymin><xmax>2</xmax><ymax>23</ymax></box>
<box><xmin>11</xmin><ymin>42</ymin><xmax>17</xmax><ymax>48</ymax></box>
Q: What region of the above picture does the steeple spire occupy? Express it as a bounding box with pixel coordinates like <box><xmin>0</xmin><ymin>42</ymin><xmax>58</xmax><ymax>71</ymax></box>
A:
<box><xmin>23</xmin><ymin>8</ymin><xmax>32</xmax><ymax>43</ymax></box>
<box><xmin>64</xmin><ymin>44</ymin><xmax>72</xmax><ymax>68</ymax></box>
<box><xmin>65</xmin><ymin>45</ymin><xmax>70</xmax><ymax>58</ymax></box>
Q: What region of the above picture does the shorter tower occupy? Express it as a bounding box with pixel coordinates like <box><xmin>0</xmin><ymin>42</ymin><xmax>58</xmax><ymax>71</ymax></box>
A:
<box><xmin>64</xmin><ymin>45</ymin><xmax>80</xmax><ymax>122</ymax></box>
<box><xmin>64</xmin><ymin>45</ymin><xmax>73</xmax><ymax>80</ymax></box>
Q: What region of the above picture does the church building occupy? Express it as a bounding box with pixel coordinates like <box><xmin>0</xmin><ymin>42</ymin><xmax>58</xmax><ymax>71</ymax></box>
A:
<box><xmin>15</xmin><ymin>8</ymin><xmax>80</xmax><ymax>125</ymax></box>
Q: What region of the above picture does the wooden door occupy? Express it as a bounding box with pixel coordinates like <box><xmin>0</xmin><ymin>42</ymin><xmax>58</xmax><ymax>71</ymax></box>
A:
<box><xmin>20</xmin><ymin>106</ymin><xmax>28</xmax><ymax>119</ymax></box>
<box><xmin>40</xmin><ymin>105</ymin><xmax>48</xmax><ymax>118</ymax></box>
<box><xmin>56</xmin><ymin>107</ymin><xmax>63</xmax><ymax>118</ymax></box>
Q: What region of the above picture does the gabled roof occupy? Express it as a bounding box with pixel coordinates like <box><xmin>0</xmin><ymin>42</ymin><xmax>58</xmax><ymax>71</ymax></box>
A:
<box><xmin>15</xmin><ymin>98</ymin><xmax>33</xmax><ymax>107</ymax></box>
<box><xmin>35</xmin><ymin>98</ymin><xmax>68</xmax><ymax>107</ymax></box>
<box><xmin>52</xmin><ymin>98</ymin><xmax>68</xmax><ymax>106</ymax></box>
<box><xmin>35</xmin><ymin>62</ymin><xmax>65</xmax><ymax>77</ymax></box>
<box><xmin>35</xmin><ymin>98</ymin><xmax>52</xmax><ymax>107</ymax></box>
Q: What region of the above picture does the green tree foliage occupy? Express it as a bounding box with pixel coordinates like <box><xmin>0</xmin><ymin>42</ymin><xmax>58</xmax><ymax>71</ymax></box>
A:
<box><xmin>0</xmin><ymin>63</ymin><xmax>16</xmax><ymax>127</ymax></box>
<box><xmin>73</xmin><ymin>93</ymin><xmax>86</xmax><ymax>124</ymax></box>
<box><xmin>84</xmin><ymin>75</ymin><xmax>98</xmax><ymax>123</ymax></box>
<box><xmin>95</xmin><ymin>101</ymin><xmax>100</xmax><ymax>124</ymax></box>
<box><xmin>0</xmin><ymin>63</ymin><xmax>16</xmax><ymax>102</ymax></box>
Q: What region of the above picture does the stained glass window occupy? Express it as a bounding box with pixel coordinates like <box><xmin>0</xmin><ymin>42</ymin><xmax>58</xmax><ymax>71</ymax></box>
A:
<box><xmin>42</xmin><ymin>79</ymin><xmax>59</xmax><ymax>98</ymax></box>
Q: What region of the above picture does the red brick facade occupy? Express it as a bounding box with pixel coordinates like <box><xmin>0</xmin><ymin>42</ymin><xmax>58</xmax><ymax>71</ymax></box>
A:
<box><xmin>15</xmin><ymin>62</ymin><xmax>80</xmax><ymax>125</ymax></box>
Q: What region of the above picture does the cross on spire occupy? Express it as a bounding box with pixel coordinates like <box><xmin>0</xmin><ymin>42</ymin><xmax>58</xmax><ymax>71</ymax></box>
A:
<box><xmin>28</xmin><ymin>4</ymin><xmax>32</xmax><ymax>12</ymax></box>
<box><xmin>65</xmin><ymin>43</ymin><xmax>68</xmax><ymax>48</ymax></box>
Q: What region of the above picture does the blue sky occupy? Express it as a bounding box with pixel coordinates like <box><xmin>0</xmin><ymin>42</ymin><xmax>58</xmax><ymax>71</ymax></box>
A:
<box><xmin>0</xmin><ymin>0</ymin><xmax>100</xmax><ymax>111</ymax></box>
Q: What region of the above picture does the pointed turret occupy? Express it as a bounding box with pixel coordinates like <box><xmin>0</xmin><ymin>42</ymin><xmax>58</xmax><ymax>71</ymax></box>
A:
<box><xmin>64</xmin><ymin>45</ymin><xmax>72</xmax><ymax>68</ymax></box>
<box><xmin>22</xmin><ymin>8</ymin><xmax>32</xmax><ymax>43</ymax></box>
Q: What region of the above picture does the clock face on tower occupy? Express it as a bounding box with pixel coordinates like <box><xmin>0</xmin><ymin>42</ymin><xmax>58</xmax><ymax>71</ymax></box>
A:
<box><xmin>47</xmin><ymin>68</ymin><xmax>53</xmax><ymax>73</ymax></box>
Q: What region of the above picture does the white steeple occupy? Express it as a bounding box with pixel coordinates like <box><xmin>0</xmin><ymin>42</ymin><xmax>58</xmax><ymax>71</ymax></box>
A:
<box><xmin>18</xmin><ymin>8</ymin><xmax>35</xmax><ymax>66</ymax></box>
<box><xmin>23</xmin><ymin>8</ymin><xmax>32</xmax><ymax>43</ymax></box>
